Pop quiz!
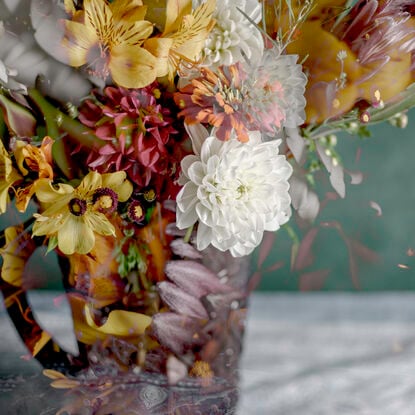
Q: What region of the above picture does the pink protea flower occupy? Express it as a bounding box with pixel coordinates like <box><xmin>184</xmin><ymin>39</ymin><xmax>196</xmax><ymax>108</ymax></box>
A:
<box><xmin>335</xmin><ymin>0</ymin><xmax>415</xmax><ymax>78</ymax></box>
<box><xmin>78</xmin><ymin>83</ymin><xmax>186</xmax><ymax>199</ymax></box>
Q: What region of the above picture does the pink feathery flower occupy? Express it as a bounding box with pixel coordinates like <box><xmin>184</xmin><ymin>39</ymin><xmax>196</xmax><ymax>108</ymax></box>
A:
<box><xmin>335</xmin><ymin>0</ymin><xmax>415</xmax><ymax>79</ymax></box>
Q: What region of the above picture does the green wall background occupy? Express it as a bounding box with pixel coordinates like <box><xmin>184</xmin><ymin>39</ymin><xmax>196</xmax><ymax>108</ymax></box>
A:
<box><xmin>256</xmin><ymin>109</ymin><xmax>415</xmax><ymax>291</ymax></box>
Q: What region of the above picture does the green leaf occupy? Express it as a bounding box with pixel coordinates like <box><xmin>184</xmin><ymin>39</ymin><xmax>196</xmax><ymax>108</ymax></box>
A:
<box><xmin>46</xmin><ymin>235</ymin><xmax>58</xmax><ymax>254</ymax></box>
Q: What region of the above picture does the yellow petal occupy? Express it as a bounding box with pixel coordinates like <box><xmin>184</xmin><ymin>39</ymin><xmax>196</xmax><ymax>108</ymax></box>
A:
<box><xmin>84</xmin><ymin>304</ymin><xmax>152</xmax><ymax>337</ymax></box>
<box><xmin>1</xmin><ymin>226</ymin><xmax>36</xmax><ymax>287</ymax></box>
<box><xmin>165</xmin><ymin>0</ymin><xmax>216</xmax><ymax>81</ymax></box>
<box><xmin>32</xmin><ymin>213</ymin><xmax>67</xmax><ymax>238</ymax></box>
<box><xmin>110</xmin><ymin>0</ymin><xmax>148</xmax><ymax>22</ymax></box>
<box><xmin>359</xmin><ymin>53</ymin><xmax>412</xmax><ymax>104</ymax></box>
<box><xmin>0</xmin><ymin>169</ymin><xmax>21</xmax><ymax>214</ymax></box>
<box><xmin>33</xmin><ymin>331</ymin><xmax>52</xmax><ymax>357</ymax></box>
<box><xmin>84</xmin><ymin>0</ymin><xmax>113</xmax><ymax>40</ymax></box>
<box><xmin>14</xmin><ymin>141</ymin><xmax>30</xmax><ymax>176</ymax></box>
<box><xmin>63</xmin><ymin>20</ymin><xmax>98</xmax><ymax>67</ymax></box>
<box><xmin>43</xmin><ymin>369</ymin><xmax>68</xmax><ymax>380</ymax></box>
<box><xmin>144</xmin><ymin>37</ymin><xmax>174</xmax><ymax>78</ymax></box>
<box><xmin>77</xmin><ymin>170</ymin><xmax>102</xmax><ymax>198</ymax></box>
<box><xmin>15</xmin><ymin>184</ymin><xmax>35</xmax><ymax>213</ymax></box>
<box><xmin>101</xmin><ymin>171</ymin><xmax>133</xmax><ymax>202</ymax></box>
<box><xmin>35</xmin><ymin>178</ymin><xmax>74</xmax><ymax>204</ymax></box>
<box><xmin>287</xmin><ymin>21</ymin><xmax>361</xmax><ymax>122</ymax></box>
<box><xmin>164</xmin><ymin>0</ymin><xmax>192</xmax><ymax>35</ymax></box>
<box><xmin>0</xmin><ymin>140</ymin><xmax>22</xmax><ymax>214</ymax></box>
<box><xmin>68</xmin><ymin>294</ymin><xmax>151</xmax><ymax>345</ymax></box>
<box><xmin>58</xmin><ymin>215</ymin><xmax>95</xmax><ymax>255</ymax></box>
<box><xmin>109</xmin><ymin>44</ymin><xmax>158</xmax><ymax>88</ymax></box>
<box><xmin>115</xmin><ymin>20</ymin><xmax>154</xmax><ymax>46</ymax></box>
<box><xmin>308</xmin><ymin>0</ymin><xmax>349</xmax><ymax>19</ymax></box>
<box><xmin>84</xmin><ymin>211</ymin><xmax>116</xmax><ymax>237</ymax></box>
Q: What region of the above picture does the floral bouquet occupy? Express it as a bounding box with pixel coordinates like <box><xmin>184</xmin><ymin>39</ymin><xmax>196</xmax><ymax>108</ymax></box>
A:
<box><xmin>1</xmin><ymin>0</ymin><xmax>415</xmax><ymax>413</ymax></box>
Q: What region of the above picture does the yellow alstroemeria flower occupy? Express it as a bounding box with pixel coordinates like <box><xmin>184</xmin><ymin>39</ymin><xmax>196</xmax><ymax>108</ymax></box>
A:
<box><xmin>62</xmin><ymin>0</ymin><xmax>160</xmax><ymax>88</ymax></box>
<box><xmin>157</xmin><ymin>0</ymin><xmax>216</xmax><ymax>83</ymax></box>
<box><xmin>0</xmin><ymin>140</ymin><xmax>22</xmax><ymax>214</ymax></box>
<box><xmin>32</xmin><ymin>171</ymin><xmax>133</xmax><ymax>255</ymax></box>
<box><xmin>14</xmin><ymin>136</ymin><xmax>54</xmax><ymax>213</ymax></box>
<box><xmin>142</xmin><ymin>0</ymin><xmax>216</xmax><ymax>83</ymax></box>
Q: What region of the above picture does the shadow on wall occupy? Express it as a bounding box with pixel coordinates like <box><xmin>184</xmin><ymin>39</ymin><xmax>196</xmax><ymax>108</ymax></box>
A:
<box><xmin>255</xmin><ymin>108</ymin><xmax>415</xmax><ymax>291</ymax></box>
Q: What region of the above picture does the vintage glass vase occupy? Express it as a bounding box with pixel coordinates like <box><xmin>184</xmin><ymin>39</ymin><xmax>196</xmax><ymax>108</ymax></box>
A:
<box><xmin>0</xmin><ymin>205</ymin><xmax>252</xmax><ymax>414</ymax></box>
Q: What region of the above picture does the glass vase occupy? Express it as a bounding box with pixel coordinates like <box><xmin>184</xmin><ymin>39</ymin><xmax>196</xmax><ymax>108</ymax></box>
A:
<box><xmin>0</xmin><ymin>206</ymin><xmax>251</xmax><ymax>414</ymax></box>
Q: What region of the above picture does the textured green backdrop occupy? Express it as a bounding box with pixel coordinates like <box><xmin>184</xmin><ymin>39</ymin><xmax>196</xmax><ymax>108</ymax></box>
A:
<box><xmin>256</xmin><ymin>109</ymin><xmax>415</xmax><ymax>291</ymax></box>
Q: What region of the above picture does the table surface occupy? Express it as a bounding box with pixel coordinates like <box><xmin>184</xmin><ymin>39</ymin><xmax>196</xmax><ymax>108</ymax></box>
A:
<box><xmin>2</xmin><ymin>292</ymin><xmax>415</xmax><ymax>415</ymax></box>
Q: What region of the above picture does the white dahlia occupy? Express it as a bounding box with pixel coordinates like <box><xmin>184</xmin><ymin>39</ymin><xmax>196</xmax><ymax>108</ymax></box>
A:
<box><xmin>176</xmin><ymin>125</ymin><xmax>293</xmax><ymax>257</ymax></box>
<box><xmin>199</xmin><ymin>0</ymin><xmax>264</xmax><ymax>68</ymax></box>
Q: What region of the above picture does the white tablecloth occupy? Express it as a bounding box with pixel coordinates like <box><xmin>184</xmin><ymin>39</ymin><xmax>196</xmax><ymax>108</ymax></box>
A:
<box><xmin>2</xmin><ymin>292</ymin><xmax>415</xmax><ymax>414</ymax></box>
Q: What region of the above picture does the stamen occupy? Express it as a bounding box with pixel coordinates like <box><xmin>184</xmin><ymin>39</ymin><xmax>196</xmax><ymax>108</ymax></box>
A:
<box><xmin>127</xmin><ymin>200</ymin><xmax>145</xmax><ymax>223</ymax></box>
<box><xmin>69</xmin><ymin>198</ymin><xmax>87</xmax><ymax>216</ymax></box>
<box><xmin>93</xmin><ymin>187</ymin><xmax>118</xmax><ymax>213</ymax></box>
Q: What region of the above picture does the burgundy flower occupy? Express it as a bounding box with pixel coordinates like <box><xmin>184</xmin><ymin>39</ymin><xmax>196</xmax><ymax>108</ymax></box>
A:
<box><xmin>78</xmin><ymin>83</ymin><xmax>188</xmax><ymax>199</ymax></box>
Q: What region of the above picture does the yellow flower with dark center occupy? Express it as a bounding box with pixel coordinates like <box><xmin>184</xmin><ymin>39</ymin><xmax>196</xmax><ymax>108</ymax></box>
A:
<box><xmin>62</xmin><ymin>0</ymin><xmax>160</xmax><ymax>88</ymax></box>
<box><xmin>32</xmin><ymin>171</ymin><xmax>133</xmax><ymax>255</ymax></box>
<box><xmin>0</xmin><ymin>140</ymin><xmax>22</xmax><ymax>214</ymax></box>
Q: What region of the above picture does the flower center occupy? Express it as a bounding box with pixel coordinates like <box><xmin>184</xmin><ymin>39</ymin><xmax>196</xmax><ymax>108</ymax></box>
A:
<box><xmin>128</xmin><ymin>200</ymin><xmax>145</xmax><ymax>223</ymax></box>
<box><xmin>69</xmin><ymin>198</ymin><xmax>87</xmax><ymax>216</ymax></box>
<box><xmin>237</xmin><ymin>183</ymin><xmax>248</xmax><ymax>198</ymax></box>
<box><xmin>143</xmin><ymin>188</ymin><xmax>156</xmax><ymax>203</ymax></box>
<box><xmin>93</xmin><ymin>187</ymin><xmax>118</xmax><ymax>213</ymax></box>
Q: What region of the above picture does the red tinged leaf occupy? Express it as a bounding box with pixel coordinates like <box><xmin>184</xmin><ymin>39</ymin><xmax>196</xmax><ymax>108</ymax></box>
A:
<box><xmin>293</xmin><ymin>227</ymin><xmax>319</xmax><ymax>271</ymax></box>
<box><xmin>299</xmin><ymin>269</ymin><xmax>330</xmax><ymax>291</ymax></box>
<box><xmin>257</xmin><ymin>231</ymin><xmax>276</xmax><ymax>269</ymax></box>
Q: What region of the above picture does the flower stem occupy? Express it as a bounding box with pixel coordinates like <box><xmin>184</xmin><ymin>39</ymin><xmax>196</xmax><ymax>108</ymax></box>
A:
<box><xmin>183</xmin><ymin>225</ymin><xmax>194</xmax><ymax>243</ymax></box>
<box><xmin>28</xmin><ymin>88</ymin><xmax>102</xmax><ymax>179</ymax></box>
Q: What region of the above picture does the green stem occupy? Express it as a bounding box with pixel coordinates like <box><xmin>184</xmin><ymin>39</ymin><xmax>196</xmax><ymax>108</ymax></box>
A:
<box><xmin>28</xmin><ymin>89</ymin><xmax>103</xmax><ymax>179</ymax></box>
<box><xmin>28</xmin><ymin>89</ymin><xmax>99</xmax><ymax>148</ymax></box>
<box><xmin>308</xmin><ymin>82</ymin><xmax>415</xmax><ymax>140</ymax></box>
<box><xmin>183</xmin><ymin>225</ymin><xmax>194</xmax><ymax>243</ymax></box>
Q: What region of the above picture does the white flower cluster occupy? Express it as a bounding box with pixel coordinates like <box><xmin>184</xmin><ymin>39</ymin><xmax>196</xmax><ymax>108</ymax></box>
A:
<box><xmin>200</xmin><ymin>0</ymin><xmax>263</xmax><ymax>68</ymax></box>
<box><xmin>176</xmin><ymin>125</ymin><xmax>293</xmax><ymax>257</ymax></box>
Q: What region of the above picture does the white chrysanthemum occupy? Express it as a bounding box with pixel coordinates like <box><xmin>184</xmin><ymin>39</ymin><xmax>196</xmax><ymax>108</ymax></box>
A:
<box><xmin>176</xmin><ymin>125</ymin><xmax>292</xmax><ymax>257</ymax></box>
<box><xmin>199</xmin><ymin>0</ymin><xmax>264</xmax><ymax>68</ymax></box>
<box><xmin>244</xmin><ymin>48</ymin><xmax>308</xmax><ymax>133</ymax></box>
